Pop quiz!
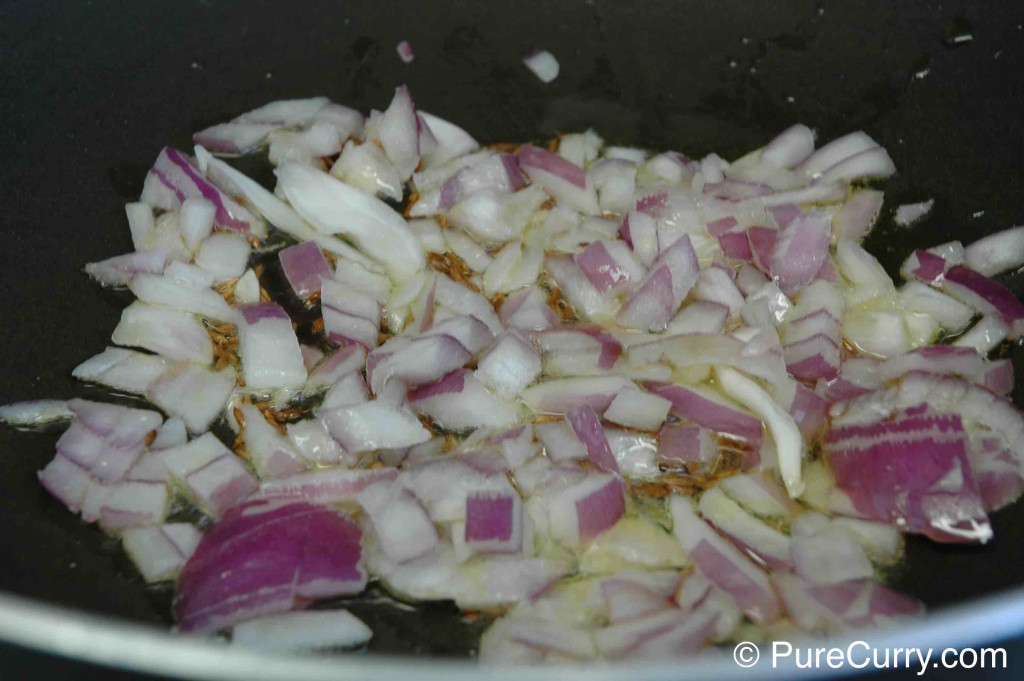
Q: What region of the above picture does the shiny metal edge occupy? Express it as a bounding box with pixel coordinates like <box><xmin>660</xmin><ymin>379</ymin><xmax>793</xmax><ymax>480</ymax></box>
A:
<box><xmin>2</xmin><ymin>588</ymin><xmax>1024</xmax><ymax>680</ymax></box>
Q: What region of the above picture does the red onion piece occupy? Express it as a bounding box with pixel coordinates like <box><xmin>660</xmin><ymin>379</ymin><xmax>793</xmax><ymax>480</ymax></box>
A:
<box><xmin>666</xmin><ymin>301</ymin><xmax>729</xmax><ymax>335</ymax></box>
<box><xmin>85</xmin><ymin>250</ymin><xmax>168</xmax><ymax>288</ymax></box>
<box><xmin>320</xmin><ymin>400</ymin><xmax>430</xmax><ymax>453</ymax></box>
<box><xmin>498</xmin><ymin>286</ymin><xmax>559</xmax><ymax>330</ymax></box>
<box><xmin>275</xmin><ymin>162</ymin><xmax>424</xmax><ymax>280</ymax></box>
<box><xmin>146</xmin><ymin>362</ymin><xmax>235</xmax><ymax>434</ymax></box>
<box><xmin>267</xmin><ymin>123</ymin><xmax>342</xmax><ymax>166</ymax></box>
<box><xmin>720</xmin><ymin>473</ymin><xmax>800</xmax><ymax>520</ymax></box>
<box><xmin>790</xmin><ymin>524</ymin><xmax>874</xmax><ymax>585</ymax></box>
<box><xmin>465</xmin><ymin>490</ymin><xmax>524</xmax><ymax>553</ymax></box>
<box><xmin>396</xmin><ymin>40</ymin><xmax>414</xmax><ymax>63</ymax></box>
<box><xmin>305</xmin><ymin>344</ymin><xmax>367</xmax><ymax>392</ymax></box>
<box><xmin>964</xmin><ymin>225</ymin><xmax>1024</xmax><ymax>277</ymax></box>
<box><xmin>421</xmin><ymin>314</ymin><xmax>496</xmax><ymax>354</ymax></box>
<box><xmin>817</xmin><ymin>146</ymin><xmax>896</xmax><ymax>184</ymax></box>
<box><xmin>121</xmin><ymin>523</ymin><xmax>202</xmax><ymax>583</ymax></box>
<box><xmin>0</xmin><ymin>400</ymin><xmax>73</xmax><ymax>428</ymax></box>
<box><xmin>522</xmin><ymin>50</ymin><xmax>560</xmax><ymax>83</ymax></box>
<box><xmin>788</xmin><ymin>383</ymin><xmax>827</xmax><ymax>439</ymax></box>
<box><xmin>278</xmin><ymin>242</ymin><xmax>332</xmax><ymax>299</ymax></box>
<box><xmin>285</xmin><ymin>419</ymin><xmax>344</xmax><ymax>467</ymax></box>
<box><xmin>519</xmin><ymin>145</ymin><xmax>599</xmax><ymax>214</ymax></box>
<box><xmin>797</xmin><ymin>131</ymin><xmax>879</xmax><ymax>179</ymax></box>
<box><xmin>775</xmin><ymin>574</ymin><xmax>922</xmax><ymax>632</ymax></box>
<box><xmin>522</xmin><ymin>376</ymin><xmax>633</xmax><ymax>415</ymax></box>
<box><xmin>359</xmin><ymin>483</ymin><xmax>437</xmax><ymax>563</ymax></box>
<box><xmin>971</xmin><ymin>435</ymin><xmax>1024</xmax><ymax>513</ymax></box>
<box><xmin>566</xmin><ymin>404</ymin><xmax>620</xmax><ymax>474</ymax></box>
<box><xmin>601</xmin><ymin>578</ymin><xmax>671</xmax><ymax>622</ymax></box>
<box><xmin>783</xmin><ymin>333</ymin><xmax>841</xmax><ymax>382</ymax></box>
<box><xmin>975</xmin><ymin>358</ymin><xmax>1014</xmax><ymax>396</ymax></box>
<box><xmin>698</xmin><ymin>487</ymin><xmax>792</xmax><ymax>570</ymax></box>
<box><xmin>174</xmin><ymin>499</ymin><xmax>365</xmax><ymax>632</ymax></box>
<box><xmin>617</xmin><ymin>236</ymin><xmax>699</xmax><ymax>331</ymax></box>
<box><xmin>369</xmin><ymin>333</ymin><xmax>471</xmax><ymax>396</ymax></box>
<box><xmin>111</xmin><ymin>302</ymin><xmax>214</xmax><ymax>365</ymax></box>
<box><xmin>417</xmin><ymin>111</ymin><xmax>480</xmax><ymax>169</ymax></box>
<box><xmin>152</xmin><ymin>147</ymin><xmax>266</xmax><ymax>236</ymax></box>
<box><xmin>769</xmin><ymin>212</ymin><xmax>831</xmax><ymax>296</ymax></box>
<box><xmin>761</xmin><ymin>123</ymin><xmax>815</xmax><ymax>169</ymax></box>
<box><xmin>408</xmin><ymin>369</ymin><xmax>521</xmax><ymax>431</ymax></box>
<box><xmin>716</xmin><ymin>366</ymin><xmax>804</xmax><ymax>497</ymax></box>
<box><xmin>574</xmin><ymin>240</ymin><xmax>645</xmax><ymax>293</ymax></box>
<box><xmin>643</xmin><ymin>381</ymin><xmax>763</xmax><ymax>447</ymax></box>
<box><xmin>128</xmin><ymin>271</ymin><xmax>236</xmax><ymax>323</ymax></box>
<box><xmin>161</xmin><ymin>433</ymin><xmax>258</xmax><ymax>517</ymax></box>
<box><xmin>716</xmin><ymin>230</ymin><xmax>754</xmax><ymax>261</ymax></box>
<box><xmin>98</xmin><ymin>481</ymin><xmax>170</xmax><ymax>531</ymax></box>
<box><xmin>39</xmin><ymin>455</ymin><xmax>92</xmax><ymax>512</ymax></box>
<box><xmin>544</xmin><ymin>253</ymin><xmax>616</xmax><ymax>320</ymax></box>
<box><xmin>193</xmin><ymin>123</ymin><xmax>279</xmax><ymax>155</ymax></box>
<box><xmin>547</xmin><ymin>473</ymin><xmax>625</xmax><ymax>545</ymax></box>
<box><xmin>231</xmin><ymin>610</ymin><xmax>372</xmax><ymax>652</ymax></box>
<box><xmin>238</xmin><ymin>404</ymin><xmax>306</xmax><ymax>479</ymax></box>
<box><xmin>833</xmin><ymin>189</ymin><xmax>884</xmax><ymax>241</ymax></box>
<box><xmin>235</xmin><ymin>97</ymin><xmax>331</xmax><ymax>126</ymax></box>
<box><xmin>658</xmin><ymin>424</ymin><xmax>716</xmax><ymax>467</ymax></box>
<box><xmin>259</xmin><ymin>467</ymin><xmax>397</xmax><ymax>505</ymax></box>
<box><xmin>476</xmin><ymin>330</ymin><xmax>542</xmax><ymax>400</ymax></box>
<box><xmin>603</xmin><ymin>388</ymin><xmax>672</xmax><ymax>432</ymax></box>
<box><xmin>534</xmin><ymin>326</ymin><xmax>623</xmax><ymax>370</ymax></box>
<box><xmin>374</xmin><ymin>85</ymin><xmax>420</xmax><ymax>181</ymax></box>
<box><xmin>826</xmin><ymin>408</ymin><xmax>992</xmax><ymax>543</ymax></box>
<box><xmin>593</xmin><ymin>609</ymin><xmax>691</xmax><ymax>659</ymax></box>
<box><xmin>434</xmin><ymin>153</ymin><xmax>524</xmax><ymax>212</ymax></box>
<box><xmin>670</xmin><ymin>497</ymin><xmax>781</xmax><ymax>623</ymax></box>
<box><xmin>237</xmin><ymin>303</ymin><xmax>307</xmax><ymax>389</ymax></box>
<box><xmin>746</xmin><ymin>226</ymin><xmax>776</xmax><ymax>273</ymax></box>
<box><xmin>943</xmin><ymin>265</ymin><xmax>1024</xmax><ymax>336</ymax></box>
<box><xmin>431</xmin><ymin>274</ymin><xmax>503</xmax><ymax>334</ymax></box>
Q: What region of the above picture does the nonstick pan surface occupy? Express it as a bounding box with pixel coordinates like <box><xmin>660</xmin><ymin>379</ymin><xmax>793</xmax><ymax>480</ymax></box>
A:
<box><xmin>1</xmin><ymin>0</ymin><xmax>1023</xmax><ymax>668</ymax></box>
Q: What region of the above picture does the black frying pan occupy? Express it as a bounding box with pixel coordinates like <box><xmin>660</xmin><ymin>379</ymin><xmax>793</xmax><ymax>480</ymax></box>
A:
<box><xmin>1</xmin><ymin>0</ymin><xmax>1023</xmax><ymax>670</ymax></box>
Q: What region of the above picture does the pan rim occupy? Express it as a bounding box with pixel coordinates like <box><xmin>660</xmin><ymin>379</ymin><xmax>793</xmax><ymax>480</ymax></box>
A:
<box><xmin>0</xmin><ymin>587</ymin><xmax>1021</xmax><ymax>679</ymax></box>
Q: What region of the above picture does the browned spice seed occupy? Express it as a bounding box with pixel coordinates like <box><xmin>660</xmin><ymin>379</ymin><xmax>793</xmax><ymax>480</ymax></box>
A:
<box><xmin>442</xmin><ymin>433</ymin><xmax>458</xmax><ymax>452</ymax></box>
<box><xmin>323</xmin><ymin>250</ymin><xmax>338</xmax><ymax>268</ymax></box>
<box><xmin>215</xmin><ymin>277</ymin><xmax>239</xmax><ymax>304</ymax></box>
<box><xmin>546</xmin><ymin>286</ymin><xmax>575</xmax><ymax>322</ymax></box>
<box><xmin>427</xmin><ymin>251</ymin><xmax>479</xmax><ymax>292</ymax></box>
<box><xmin>144</xmin><ymin>430</ymin><xmax>157</xmax><ymax>447</ymax></box>
<box><xmin>311</xmin><ymin>317</ymin><xmax>325</xmax><ymax>335</ymax></box>
<box><xmin>404</xmin><ymin>191</ymin><xmax>420</xmax><ymax>219</ymax></box>
<box><xmin>207</xmin><ymin>322</ymin><xmax>241</xmax><ymax>372</ymax></box>
<box><xmin>417</xmin><ymin>413</ymin><xmax>439</xmax><ymax>435</ymax></box>
<box><xmin>490</xmin><ymin>291</ymin><xmax>507</xmax><ymax>312</ymax></box>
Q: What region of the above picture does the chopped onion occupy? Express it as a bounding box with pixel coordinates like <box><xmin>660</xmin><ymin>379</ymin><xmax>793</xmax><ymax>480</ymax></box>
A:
<box><xmin>122</xmin><ymin>523</ymin><xmax>202</xmax><ymax>583</ymax></box>
<box><xmin>232</xmin><ymin>610</ymin><xmax>372</xmax><ymax>652</ymax></box>
<box><xmin>275</xmin><ymin>162</ymin><xmax>424</xmax><ymax>280</ymax></box>
<box><xmin>964</xmin><ymin>225</ymin><xmax>1024</xmax><ymax>276</ymax></box>
<box><xmin>174</xmin><ymin>499</ymin><xmax>365</xmax><ymax>632</ymax></box>
<box><xmin>522</xmin><ymin>50</ymin><xmax>560</xmax><ymax>83</ymax></box>
<box><xmin>894</xmin><ymin>199</ymin><xmax>934</xmax><ymax>226</ymax></box>
<box><xmin>395</xmin><ymin>40</ymin><xmax>415</xmax><ymax>64</ymax></box>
